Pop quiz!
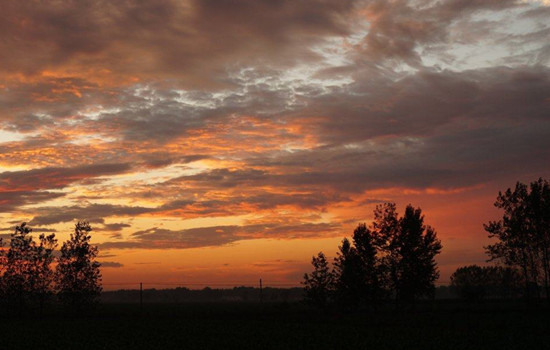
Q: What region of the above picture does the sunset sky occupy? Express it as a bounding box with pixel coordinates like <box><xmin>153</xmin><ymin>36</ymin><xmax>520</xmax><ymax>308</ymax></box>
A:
<box><xmin>1</xmin><ymin>0</ymin><xmax>549</xmax><ymax>289</ymax></box>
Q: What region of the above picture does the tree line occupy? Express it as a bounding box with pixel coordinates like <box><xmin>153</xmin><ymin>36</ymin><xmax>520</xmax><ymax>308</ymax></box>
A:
<box><xmin>304</xmin><ymin>178</ymin><xmax>550</xmax><ymax>307</ymax></box>
<box><xmin>303</xmin><ymin>203</ymin><xmax>442</xmax><ymax>309</ymax></box>
<box><xmin>0</xmin><ymin>221</ymin><xmax>101</xmax><ymax>314</ymax></box>
<box><xmin>451</xmin><ymin>178</ymin><xmax>550</xmax><ymax>301</ymax></box>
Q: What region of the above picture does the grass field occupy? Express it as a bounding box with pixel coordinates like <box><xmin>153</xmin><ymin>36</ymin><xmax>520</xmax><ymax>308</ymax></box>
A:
<box><xmin>0</xmin><ymin>301</ymin><xmax>549</xmax><ymax>349</ymax></box>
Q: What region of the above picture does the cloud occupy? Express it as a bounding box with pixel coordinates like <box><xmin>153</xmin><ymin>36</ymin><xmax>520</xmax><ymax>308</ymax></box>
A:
<box><xmin>100</xmin><ymin>222</ymin><xmax>340</xmax><ymax>250</ymax></box>
<box><xmin>99</xmin><ymin>261</ymin><xmax>124</xmax><ymax>268</ymax></box>
<box><xmin>100</xmin><ymin>223</ymin><xmax>132</xmax><ymax>232</ymax></box>
<box><xmin>356</xmin><ymin>0</ymin><xmax>522</xmax><ymax>65</ymax></box>
<box><xmin>29</xmin><ymin>204</ymin><xmax>154</xmax><ymax>226</ymax></box>
<box><xmin>0</xmin><ymin>191</ymin><xmax>65</xmax><ymax>212</ymax></box>
<box><xmin>0</xmin><ymin>163</ymin><xmax>132</xmax><ymax>192</ymax></box>
<box><xmin>0</xmin><ymin>0</ymin><xmax>548</xmax><ymax>280</ymax></box>
<box><xmin>0</xmin><ymin>0</ymin><xmax>359</xmax><ymax>86</ymax></box>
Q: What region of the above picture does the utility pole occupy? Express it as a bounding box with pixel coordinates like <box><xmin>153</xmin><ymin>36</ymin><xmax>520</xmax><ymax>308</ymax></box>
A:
<box><xmin>140</xmin><ymin>282</ymin><xmax>143</xmax><ymax>311</ymax></box>
<box><xmin>259</xmin><ymin>278</ymin><xmax>263</xmax><ymax>304</ymax></box>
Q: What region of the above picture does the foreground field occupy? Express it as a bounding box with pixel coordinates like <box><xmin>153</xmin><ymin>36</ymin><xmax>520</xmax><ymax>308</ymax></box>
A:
<box><xmin>0</xmin><ymin>301</ymin><xmax>548</xmax><ymax>350</ymax></box>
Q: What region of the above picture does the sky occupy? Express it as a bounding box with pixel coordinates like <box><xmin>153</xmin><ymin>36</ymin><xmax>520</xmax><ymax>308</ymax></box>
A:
<box><xmin>0</xmin><ymin>0</ymin><xmax>549</xmax><ymax>289</ymax></box>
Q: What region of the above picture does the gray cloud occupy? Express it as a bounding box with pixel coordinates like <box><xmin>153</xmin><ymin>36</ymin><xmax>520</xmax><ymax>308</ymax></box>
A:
<box><xmin>0</xmin><ymin>0</ymin><xmax>358</xmax><ymax>84</ymax></box>
<box><xmin>29</xmin><ymin>203</ymin><xmax>154</xmax><ymax>226</ymax></box>
<box><xmin>99</xmin><ymin>261</ymin><xmax>124</xmax><ymax>268</ymax></box>
<box><xmin>0</xmin><ymin>0</ymin><xmax>548</xmax><ymax>263</ymax></box>
<box><xmin>101</xmin><ymin>222</ymin><xmax>340</xmax><ymax>250</ymax></box>
<box><xmin>0</xmin><ymin>163</ymin><xmax>132</xmax><ymax>193</ymax></box>
<box><xmin>0</xmin><ymin>191</ymin><xmax>65</xmax><ymax>212</ymax></box>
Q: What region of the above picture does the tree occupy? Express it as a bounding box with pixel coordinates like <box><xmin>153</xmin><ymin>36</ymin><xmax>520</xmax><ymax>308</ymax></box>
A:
<box><xmin>451</xmin><ymin>265</ymin><xmax>523</xmax><ymax>301</ymax></box>
<box><xmin>56</xmin><ymin>221</ymin><xmax>102</xmax><ymax>310</ymax></box>
<box><xmin>350</xmin><ymin>223</ymin><xmax>384</xmax><ymax>304</ymax></box>
<box><xmin>450</xmin><ymin>265</ymin><xmax>487</xmax><ymax>301</ymax></box>
<box><xmin>302</xmin><ymin>203</ymin><xmax>441</xmax><ymax>309</ymax></box>
<box><xmin>332</xmin><ymin>238</ymin><xmax>365</xmax><ymax>309</ymax></box>
<box><xmin>331</xmin><ymin>224</ymin><xmax>384</xmax><ymax>309</ymax></box>
<box><xmin>0</xmin><ymin>223</ymin><xmax>57</xmax><ymax>314</ymax></box>
<box><xmin>397</xmin><ymin>205</ymin><xmax>442</xmax><ymax>302</ymax></box>
<box><xmin>303</xmin><ymin>252</ymin><xmax>334</xmax><ymax>309</ymax></box>
<box><xmin>372</xmin><ymin>204</ymin><xmax>442</xmax><ymax>304</ymax></box>
<box><xmin>1</xmin><ymin>223</ymin><xmax>34</xmax><ymax>312</ymax></box>
<box><xmin>29</xmin><ymin>233</ymin><xmax>58</xmax><ymax>313</ymax></box>
<box><xmin>484</xmin><ymin>179</ymin><xmax>550</xmax><ymax>299</ymax></box>
<box><xmin>371</xmin><ymin>203</ymin><xmax>400</xmax><ymax>300</ymax></box>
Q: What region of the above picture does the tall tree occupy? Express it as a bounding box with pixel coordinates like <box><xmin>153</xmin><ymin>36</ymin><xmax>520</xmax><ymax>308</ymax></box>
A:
<box><xmin>332</xmin><ymin>238</ymin><xmax>364</xmax><ymax>308</ymax></box>
<box><xmin>372</xmin><ymin>204</ymin><xmax>442</xmax><ymax>304</ymax></box>
<box><xmin>351</xmin><ymin>223</ymin><xmax>384</xmax><ymax>304</ymax></box>
<box><xmin>332</xmin><ymin>224</ymin><xmax>384</xmax><ymax>308</ymax></box>
<box><xmin>56</xmin><ymin>221</ymin><xmax>102</xmax><ymax>310</ymax></box>
<box><xmin>303</xmin><ymin>252</ymin><xmax>334</xmax><ymax>309</ymax></box>
<box><xmin>397</xmin><ymin>205</ymin><xmax>442</xmax><ymax>302</ymax></box>
<box><xmin>485</xmin><ymin>178</ymin><xmax>550</xmax><ymax>299</ymax></box>
<box><xmin>29</xmin><ymin>233</ymin><xmax>58</xmax><ymax>313</ymax></box>
<box><xmin>371</xmin><ymin>203</ymin><xmax>400</xmax><ymax>300</ymax></box>
<box><xmin>527</xmin><ymin>178</ymin><xmax>550</xmax><ymax>298</ymax></box>
<box><xmin>1</xmin><ymin>223</ymin><xmax>34</xmax><ymax>312</ymax></box>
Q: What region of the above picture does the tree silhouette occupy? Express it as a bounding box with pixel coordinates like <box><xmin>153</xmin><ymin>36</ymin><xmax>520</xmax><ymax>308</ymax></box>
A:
<box><xmin>29</xmin><ymin>233</ymin><xmax>58</xmax><ymax>314</ymax></box>
<box><xmin>333</xmin><ymin>238</ymin><xmax>364</xmax><ymax>309</ymax></box>
<box><xmin>397</xmin><ymin>205</ymin><xmax>442</xmax><ymax>302</ymax></box>
<box><xmin>303</xmin><ymin>252</ymin><xmax>334</xmax><ymax>309</ymax></box>
<box><xmin>303</xmin><ymin>203</ymin><xmax>441</xmax><ymax>309</ymax></box>
<box><xmin>351</xmin><ymin>224</ymin><xmax>384</xmax><ymax>305</ymax></box>
<box><xmin>0</xmin><ymin>223</ymin><xmax>57</xmax><ymax>314</ymax></box>
<box><xmin>331</xmin><ymin>224</ymin><xmax>384</xmax><ymax>309</ymax></box>
<box><xmin>450</xmin><ymin>265</ymin><xmax>487</xmax><ymax>301</ymax></box>
<box><xmin>484</xmin><ymin>178</ymin><xmax>550</xmax><ymax>299</ymax></box>
<box><xmin>56</xmin><ymin>221</ymin><xmax>102</xmax><ymax>310</ymax></box>
<box><xmin>372</xmin><ymin>204</ymin><xmax>442</xmax><ymax>304</ymax></box>
<box><xmin>451</xmin><ymin>265</ymin><xmax>523</xmax><ymax>301</ymax></box>
<box><xmin>1</xmin><ymin>223</ymin><xmax>34</xmax><ymax>313</ymax></box>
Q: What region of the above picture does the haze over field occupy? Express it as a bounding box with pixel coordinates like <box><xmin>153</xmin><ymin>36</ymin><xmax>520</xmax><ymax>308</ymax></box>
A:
<box><xmin>0</xmin><ymin>0</ymin><xmax>549</xmax><ymax>288</ymax></box>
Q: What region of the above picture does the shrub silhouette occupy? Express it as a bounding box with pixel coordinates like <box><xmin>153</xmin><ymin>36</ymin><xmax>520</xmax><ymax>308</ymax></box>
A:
<box><xmin>450</xmin><ymin>265</ymin><xmax>523</xmax><ymax>301</ymax></box>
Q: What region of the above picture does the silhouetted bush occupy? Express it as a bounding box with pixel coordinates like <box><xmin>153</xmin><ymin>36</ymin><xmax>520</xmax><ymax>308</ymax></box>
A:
<box><xmin>450</xmin><ymin>265</ymin><xmax>523</xmax><ymax>301</ymax></box>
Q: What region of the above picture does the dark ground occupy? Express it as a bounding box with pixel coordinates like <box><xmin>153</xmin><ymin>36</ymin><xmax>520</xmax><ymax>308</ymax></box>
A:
<box><xmin>0</xmin><ymin>300</ymin><xmax>549</xmax><ymax>350</ymax></box>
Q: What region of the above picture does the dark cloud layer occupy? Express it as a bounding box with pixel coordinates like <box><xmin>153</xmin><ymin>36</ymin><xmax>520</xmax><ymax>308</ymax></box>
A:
<box><xmin>0</xmin><ymin>0</ymin><xmax>549</xmax><ymax>258</ymax></box>
<box><xmin>101</xmin><ymin>222</ymin><xmax>340</xmax><ymax>250</ymax></box>
<box><xmin>29</xmin><ymin>203</ymin><xmax>153</xmax><ymax>226</ymax></box>
<box><xmin>0</xmin><ymin>163</ymin><xmax>131</xmax><ymax>192</ymax></box>
<box><xmin>0</xmin><ymin>0</ymin><xmax>358</xmax><ymax>85</ymax></box>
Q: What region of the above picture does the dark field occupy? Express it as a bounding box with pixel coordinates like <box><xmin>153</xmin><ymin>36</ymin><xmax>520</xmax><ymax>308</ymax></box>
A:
<box><xmin>1</xmin><ymin>301</ymin><xmax>549</xmax><ymax>350</ymax></box>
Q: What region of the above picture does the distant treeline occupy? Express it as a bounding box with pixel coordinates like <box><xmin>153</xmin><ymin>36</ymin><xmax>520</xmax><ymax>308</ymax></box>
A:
<box><xmin>100</xmin><ymin>286</ymin><xmax>475</xmax><ymax>303</ymax></box>
<box><xmin>101</xmin><ymin>286</ymin><xmax>304</xmax><ymax>303</ymax></box>
<box><xmin>450</xmin><ymin>265</ymin><xmax>523</xmax><ymax>301</ymax></box>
